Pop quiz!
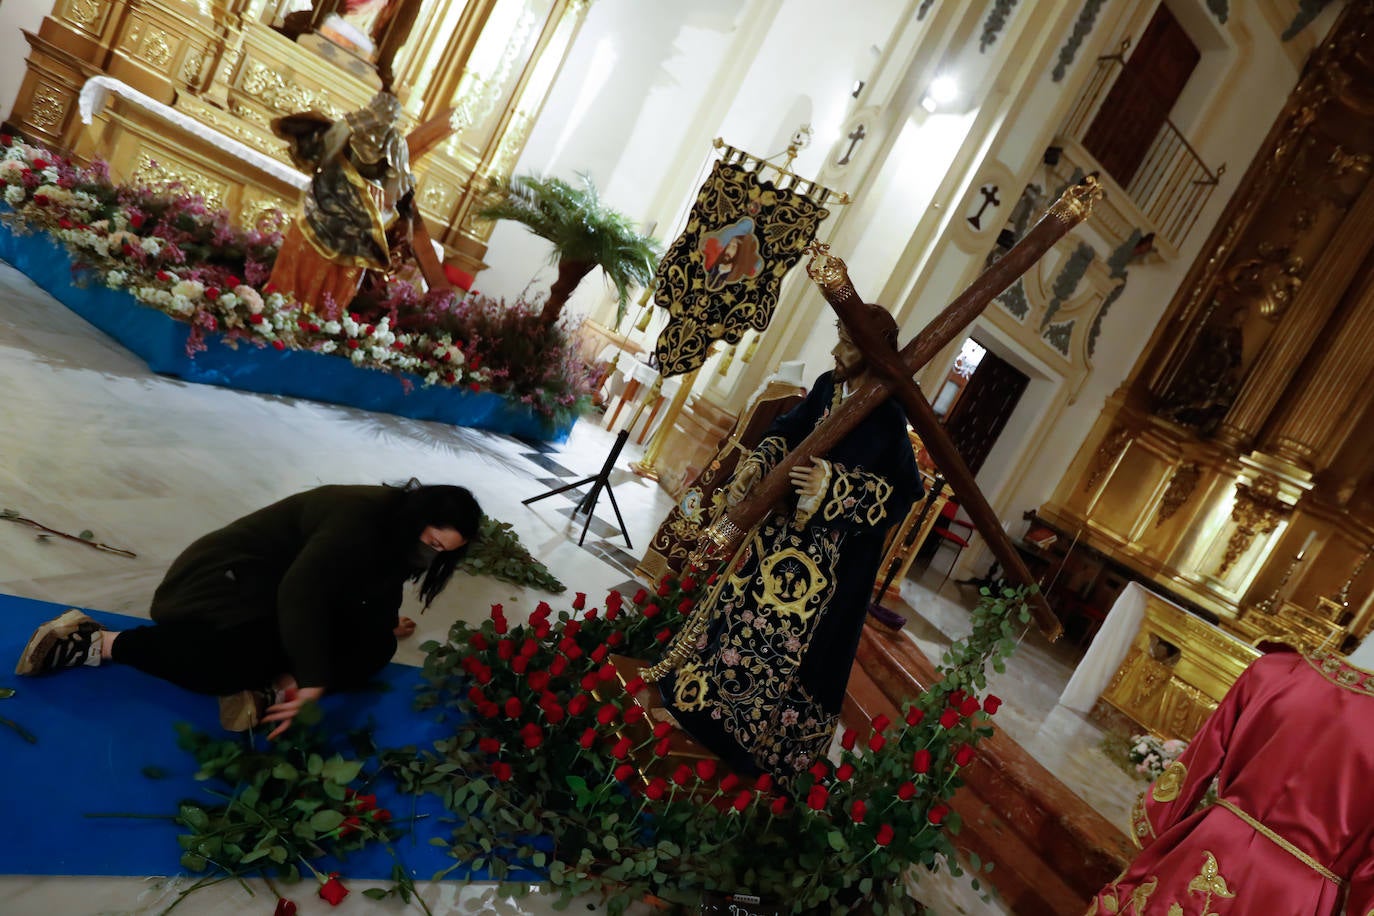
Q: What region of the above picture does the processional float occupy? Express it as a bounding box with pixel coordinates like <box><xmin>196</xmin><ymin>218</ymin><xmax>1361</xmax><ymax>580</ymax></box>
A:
<box><xmin>636</xmin><ymin>163</ymin><xmax>1103</xmax><ymax>671</ymax></box>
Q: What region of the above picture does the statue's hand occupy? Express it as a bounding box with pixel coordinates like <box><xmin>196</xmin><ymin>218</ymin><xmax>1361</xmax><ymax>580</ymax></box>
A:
<box><xmin>725</xmin><ymin>463</ymin><xmax>760</xmax><ymax>507</ymax></box>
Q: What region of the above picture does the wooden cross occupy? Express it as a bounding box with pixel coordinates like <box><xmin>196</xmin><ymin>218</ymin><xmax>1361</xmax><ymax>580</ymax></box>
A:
<box><xmin>705</xmin><ymin>176</ymin><xmax>1104</xmax><ymax>640</ymax></box>
<box><xmin>967</xmin><ymin>183</ymin><xmax>1001</xmax><ymax>230</ymax></box>
<box><xmin>837</xmin><ymin>124</ymin><xmax>867</xmax><ymax>166</ymax></box>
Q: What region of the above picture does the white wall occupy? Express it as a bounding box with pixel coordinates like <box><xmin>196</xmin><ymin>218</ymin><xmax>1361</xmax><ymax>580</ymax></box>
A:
<box><xmin>0</xmin><ymin>0</ymin><xmax>49</xmax><ymax>122</ymax></box>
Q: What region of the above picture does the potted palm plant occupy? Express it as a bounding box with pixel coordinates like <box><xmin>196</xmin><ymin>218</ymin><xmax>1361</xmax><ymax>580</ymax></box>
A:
<box><xmin>478</xmin><ymin>173</ymin><xmax>660</xmax><ymax>327</ymax></box>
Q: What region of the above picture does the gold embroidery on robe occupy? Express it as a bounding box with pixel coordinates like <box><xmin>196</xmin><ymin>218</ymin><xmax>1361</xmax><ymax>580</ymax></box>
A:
<box><xmin>1130</xmin><ymin>791</ymin><xmax>1154</xmax><ymax>847</ymax></box>
<box><xmin>1187</xmin><ymin>850</ymin><xmax>1236</xmax><ymax>915</ymax></box>
<box><xmin>1152</xmin><ymin>759</ymin><xmax>1187</xmax><ymax>802</ymax></box>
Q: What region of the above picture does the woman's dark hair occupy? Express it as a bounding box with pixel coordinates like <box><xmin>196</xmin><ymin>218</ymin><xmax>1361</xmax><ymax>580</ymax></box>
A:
<box><xmin>390</xmin><ymin>479</ymin><xmax>483</xmax><ymax>608</ymax></box>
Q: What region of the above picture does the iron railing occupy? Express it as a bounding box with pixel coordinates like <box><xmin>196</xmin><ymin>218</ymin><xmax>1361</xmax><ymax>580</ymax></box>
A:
<box><xmin>1061</xmin><ymin>42</ymin><xmax>1225</xmax><ymax>250</ymax></box>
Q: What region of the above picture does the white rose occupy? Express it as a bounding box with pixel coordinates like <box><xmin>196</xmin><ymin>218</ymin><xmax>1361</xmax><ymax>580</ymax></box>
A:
<box><xmin>322</xmin><ymin>320</ymin><xmax>341</xmax><ymax>335</ymax></box>
<box><xmin>350</xmin><ymin>349</ymin><xmax>365</xmax><ymax>364</ymax></box>
<box><xmin>320</xmin><ymin>341</ymin><xmax>337</xmax><ymax>354</ymax></box>
<box><xmin>218</xmin><ymin>292</ymin><xmax>238</xmax><ymax>308</ymax></box>
<box><xmin>425</xmin><ymin>371</ymin><xmax>439</xmax><ymax>385</ymax></box>
<box><xmin>140</xmin><ymin>237</ymin><xmax>163</xmax><ymax>255</ymax></box>
<box><xmin>106</xmin><ymin>270</ymin><xmax>126</xmax><ymax>288</ymax></box>
<box><xmin>4</xmin><ymin>186</ymin><xmax>23</xmax><ymax>205</ymax></box>
<box><xmin>169</xmin><ymin>294</ymin><xmax>193</xmax><ymax>314</ymax></box>
<box><xmin>171</xmin><ymin>279</ymin><xmax>204</xmax><ymax>299</ymax></box>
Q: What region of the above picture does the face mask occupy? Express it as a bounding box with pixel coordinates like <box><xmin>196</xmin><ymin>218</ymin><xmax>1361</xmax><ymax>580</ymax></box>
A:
<box><xmin>409</xmin><ymin>541</ymin><xmax>440</xmax><ymax>570</ymax></box>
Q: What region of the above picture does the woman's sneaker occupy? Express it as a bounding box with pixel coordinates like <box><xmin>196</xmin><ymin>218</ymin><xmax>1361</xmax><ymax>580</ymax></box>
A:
<box><xmin>218</xmin><ymin>687</ymin><xmax>276</xmax><ymax>732</ymax></box>
<box><xmin>15</xmin><ymin>610</ymin><xmax>104</xmax><ymax>675</ymax></box>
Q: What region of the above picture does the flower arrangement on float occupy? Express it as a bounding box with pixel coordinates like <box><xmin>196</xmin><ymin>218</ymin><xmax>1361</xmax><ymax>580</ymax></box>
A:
<box><xmin>1128</xmin><ymin>734</ymin><xmax>1189</xmax><ymax>781</ymax></box>
<box><xmin>0</xmin><ymin>135</ymin><xmax>594</xmax><ymax>423</ymax></box>
<box><xmin>380</xmin><ymin>574</ymin><xmax>1034</xmax><ymax>915</ymax></box>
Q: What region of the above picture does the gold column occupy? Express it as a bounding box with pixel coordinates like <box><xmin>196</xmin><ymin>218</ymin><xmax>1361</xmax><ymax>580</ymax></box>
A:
<box><xmin>1214</xmin><ymin>175</ymin><xmax>1374</xmax><ymax>451</ymax></box>
<box><xmin>1264</xmin><ymin>258</ymin><xmax>1374</xmax><ymax>469</ymax></box>
<box><xmin>631</xmin><ymin>367</ymin><xmax>699</xmax><ymax>480</ymax></box>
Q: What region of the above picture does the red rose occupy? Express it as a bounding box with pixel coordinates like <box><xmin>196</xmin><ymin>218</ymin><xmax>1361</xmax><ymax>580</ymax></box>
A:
<box><xmin>633</xmin><ymin>588</ymin><xmax>648</xmax><ymax>605</ymax></box>
<box><xmin>497</xmin><ymin>640</ymin><xmax>514</xmax><ymax>661</ymax></box>
<box><xmin>478</xmin><ymin>737</ymin><xmax>500</xmax><ymax>755</ymax></box>
<box><xmin>623</xmin><ymin>705</ymin><xmax>646</xmax><ymax>725</ymax></box>
<box><xmin>806</xmin><ymin>785</ymin><xmax>829</xmax><ymax>810</ymax></box>
<box><xmin>533</xmin><ymin>601</ymin><xmax>552</xmax><ymax>621</ymax></box>
<box><xmin>204</xmin><ymin>286</ymin><xmax>219</xmax><ymax>300</ymax></box>
<box><xmin>948</xmin><ymin>690</ymin><xmax>967</xmax><ymax>708</ymax></box>
<box><xmin>928</xmin><ymin>803</ymin><xmax>950</xmax><ymax>825</ymax></box>
<box><xmin>493</xmin><ymin>761</ymin><xmax>513</xmax><ymax>781</ymax></box>
<box><xmin>657</xmin><ymin>579</ymin><xmax>673</xmax><ymax>597</ymax></box>
<box><xmin>954</xmin><ymin>744</ymin><xmax>976</xmax><ymax>767</ymax></box>
<box><xmin>840</xmin><ymin>729</ymin><xmax>858</xmax><ymax>751</ymax></box>
<box><xmin>549</xmin><ymin>655</ymin><xmax>569</xmax><ymax>675</ymax></box>
<box><xmin>655</xmin><ymin>628</ymin><xmax>672</xmax><ymax>643</ymax></box>
<box><xmin>371</xmin><ymin>808</ymin><xmax>391</xmax><ymax>823</ymax></box>
<box><xmin>754</xmin><ymin>773</ymin><xmax>774</xmax><ymax>793</ymax></box>
<box><xmin>872</xmin><ymin>714</ymin><xmax>891</xmax><ymax>733</ymax></box>
<box><xmin>568</xmin><ymin>693</ymin><xmax>590</xmax><ymax>716</ymax></box>
<box><xmin>677</xmin><ymin>598</ymin><xmax>694</xmax><ymax>614</ymax></box>
<box><xmin>597</xmin><ymin>704</ymin><xmax>618</xmax><ymax>725</ymax></box>
<box><xmin>521</xmin><ymin>638</ymin><xmax>538</xmax><ymax>658</ymax></box>
<box><xmin>642</xmin><ymin>603</ymin><xmax>661</xmax><ymax>619</ymax></box>
<box><xmin>836</xmin><ymin>762</ymin><xmax>855</xmax><ymax>781</ymax></box>
<box><xmin>732</xmin><ymin>790</ymin><xmax>753</xmax><ymax>812</ymax></box>
<box><xmin>579</xmin><ymin>727</ymin><xmax>597</xmax><ymax>749</ymax></box>
<box><xmin>809</xmin><ymin>761</ymin><xmax>829</xmax><ymax>780</ymax></box>
<box><xmin>564</xmin><ymin>620</ymin><xmax>582</xmax><ymax>637</ymax></box>
<box><xmin>226</xmin><ymin>275</ymin><xmax>241</xmax><ymax>287</ymax></box>
<box><xmin>607</xmin><ymin>631</ymin><xmax>625</xmax><ymax>646</ymax></box>
<box><xmin>905</xmin><ymin>707</ymin><xmax>925</xmax><ymax>727</ymax></box>
<box><xmin>339</xmin><ymin>815</ymin><xmax>361</xmax><ymax>837</ymax></box>
<box><xmin>528</xmin><ymin>671</ymin><xmax>550</xmax><ymax>692</ymax></box>
<box><xmin>939</xmin><ymin>708</ymin><xmax>960</xmax><ymax>729</ymax></box>
<box><xmin>984</xmin><ymin>695</ymin><xmax>1003</xmax><ymax>715</ymax></box>
<box><xmin>604</xmin><ymin>604</ymin><xmax>619</xmax><ymax>621</ymax></box>
<box><xmin>352</xmin><ymin>794</ymin><xmax>376</xmax><ymax>812</ymax></box>
<box><xmin>345</xmin><ymin>338</ymin><xmax>358</xmax><ymax>348</ymax></box>
<box><xmin>868</xmin><ymin>734</ymin><xmax>887</xmax><ymax>753</ymax></box>
<box><xmin>543</xmin><ymin>703</ymin><xmax>565</xmax><ymax>725</ymax></box>
<box><xmin>695</xmin><ymin>759</ymin><xmax>717</xmax><ymax>781</ymax></box>
<box><xmin>493</xmin><ymin>617</ymin><xmax>508</xmax><ymax>636</ymax></box>
<box><xmin>680</xmin><ymin>576</ymin><xmax>697</xmax><ymax>591</ymax></box>
<box><xmin>654</xmin><ymin>721</ymin><xmax>673</xmax><ymax>739</ymax></box>
<box><xmin>850</xmin><ymin>800</ymin><xmax>867</xmax><ymax>823</ymax></box>
<box><xmin>876</xmin><ymin>823</ymin><xmax>895</xmax><ymax>846</ymax></box>
<box><xmin>557</xmin><ymin>636</ymin><xmax>579</xmax><ymax>656</ymax></box>
<box><xmin>959</xmin><ymin>696</ymin><xmax>981</xmax><ymax>718</ymax></box>
<box><xmin>467</xmin><ymin>686</ymin><xmax>486</xmax><ymax>705</ymax></box>
<box><xmin>580</xmin><ymin>672</ymin><xmax>598</xmax><ymax>692</ymax></box>
<box><xmin>156</xmin><ymin>270</ymin><xmax>170</xmax><ymax>281</ymax></box>
<box><xmin>672</xmin><ymin>764</ymin><xmax>693</xmax><ymax>786</ymax></box>
<box><xmin>912</xmin><ymin>749</ymin><xmax>932</xmax><ymax>774</ymax></box>
<box><xmin>653</xmin><ymin>737</ymin><xmax>671</xmax><ymax>757</ymax></box>
<box><xmin>521</xmin><ymin>724</ymin><xmax>544</xmax><ymax>749</ymax></box>
<box><xmin>504</xmin><ymin>696</ymin><xmax>522</xmax><ymax>718</ymax></box>
<box><xmin>591</xmin><ymin>644</ymin><xmax>609</xmax><ymax>663</ymax></box>
<box><xmin>511</xmin><ymin>657</ymin><xmax>528</xmax><ymax>675</ymax></box>
<box><xmin>770</xmin><ymin>795</ymin><xmax>789</xmax><ymax>816</ymax></box>
<box><xmin>645</xmin><ymin>778</ymin><xmax>668</xmax><ymax>800</ymax></box>
<box><xmin>897</xmin><ymin>781</ymin><xmax>916</xmax><ymax>800</ymax></box>
<box><xmin>478</xmin><ymin>702</ymin><xmax>499</xmax><ymax>718</ymax></box>
<box><xmin>273</xmin><ymin>897</ymin><xmax>297</xmax><ymax>916</ymax></box>
<box><xmin>318</xmin><ymin>875</ymin><xmax>348</xmax><ymax>906</ymax></box>
<box><xmin>272</xmin><ymin>340</ymin><xmax>286</xmax><ymax>351</ymax></box>
<box><xmin>598</xmin><ymin>663</ymin><xmax>617</xmax><ymax>682</ymax></box>
<box><xmin>572</xmin><ymin>592</ymin><xmax>586</xmax><ymax>609</ymax></box>
<box><xmin>474</xmin><ymin>666</ymin><xmax>493</xmax><ymax>685</ymax></box>
<box><xmin>249</xmin><ymin>314</ymin><xmax>265</xmax><ymax>325</ymax></box>
<box><xmin>130</xmin><ymin>213</ymin><xmax>145</xmax><ymax>229</ymax></box>
<box><xmin>720</xmin><ymin>773</ymin><xmax>740</xmax><ymax>793</ymax></box>
<box><xmin>614</xmin><ymin>763</ymin><xmax>635</xmax><ymax>781</ymax></box>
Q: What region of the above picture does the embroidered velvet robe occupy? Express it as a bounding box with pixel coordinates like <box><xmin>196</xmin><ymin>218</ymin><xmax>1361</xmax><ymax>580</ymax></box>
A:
<box><xmin>1088</xmin><ymin>648</ymin><xmax>1374</xmax><ymax>915</ymax></box>
<box><xmin>657</xmin><ymin>370</ymin><xmax>920</xmax><ymax>778</ymax></box>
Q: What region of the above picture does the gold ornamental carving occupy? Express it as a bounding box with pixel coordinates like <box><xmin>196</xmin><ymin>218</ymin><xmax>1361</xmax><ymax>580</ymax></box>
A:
<box><xmin>1218</xmin><ymin>475</ymin><xmax>1289</xmax><ymax>577</ymax></box>
<box><xmin>420</xmin><ymin>181</ymin><xmax>456</xmax><ymax>213</ymax></box>
<box><xmin>241</xmin><ymin>62</ymin><xmax>340</xmax><ymax>118</ymax></box>
<box><xmin>141</xmin><ymin>29</ymin><xmax>174</xmax><ymax>69</ymax></box>
<box><xmin>66</xmin><ymin>0</ymin><xmax>102</xmax><ymax>27</ymax></box>
<box><xmin>1085</xmin><ymin>426</ymin><xmax>1131</xmax><ymax>492</ymax></box>
<box><xmin>28</xmin><ymin>86</ymin><xmax>66</xmax><ymax>131</ymax></box>
<box><xmin>1155</xmin><ymin>463</ymin><xmax>1201</xmax><ymax>527</ymax></box>
<box><xmin>131</xmin><ymin>154</ymin><xmax>226</xmax><ymax>212</ymax></box>
<box><xmin>242</xmin><ymin>197</ymin><xmax>289</xmax><ymax>230</ymax></box>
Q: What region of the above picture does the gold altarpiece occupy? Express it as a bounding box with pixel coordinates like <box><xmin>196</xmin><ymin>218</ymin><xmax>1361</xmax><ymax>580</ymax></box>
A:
<box><xmin>1041</xmin><ymin>2</ymin><xmax>1374</xmax><ymax>740</ymax></box>
<box><xmin>4</xmin><ymin>0</ymin><xmax>592</xmax><ymax>275</ymax></box>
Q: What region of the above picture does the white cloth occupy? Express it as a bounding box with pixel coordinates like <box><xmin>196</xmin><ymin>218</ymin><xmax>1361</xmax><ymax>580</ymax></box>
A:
<box><xmin>77</xmin><ymin>76</ymin><xmax>310</xmax><ymax>191</ymax></box>
<box><xmin>1058</xmin><ymin>581</ymin><xmax>1159</xmax><ymax>713</ymax></box>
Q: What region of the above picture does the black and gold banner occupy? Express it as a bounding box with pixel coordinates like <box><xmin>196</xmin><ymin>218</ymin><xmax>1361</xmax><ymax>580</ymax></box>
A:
<box><xmin>653</xmin><ymin>160</ymin><xmax>829</xmax><ymax>376</ymax></box>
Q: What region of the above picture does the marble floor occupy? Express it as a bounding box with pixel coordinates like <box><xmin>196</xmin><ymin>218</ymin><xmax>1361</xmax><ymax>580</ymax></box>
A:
<box><xmin>0</xmin><ymin>260</ymin><xmax>1140</xmax><ymax>915</ymax></box>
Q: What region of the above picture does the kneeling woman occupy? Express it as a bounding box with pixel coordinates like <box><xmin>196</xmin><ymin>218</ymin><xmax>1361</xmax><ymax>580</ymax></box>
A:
<box><xmin>16</xmin><ymin>480</ymin><xmax>481</xmax><ymax>739</ymax></box>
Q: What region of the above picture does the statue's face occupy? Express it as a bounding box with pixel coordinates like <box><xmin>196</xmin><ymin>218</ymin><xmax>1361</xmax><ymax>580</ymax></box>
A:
<box><xmin>832</xmin><ymin>325</ymin><xmax>865</xmax><ymax>382</ymax></box>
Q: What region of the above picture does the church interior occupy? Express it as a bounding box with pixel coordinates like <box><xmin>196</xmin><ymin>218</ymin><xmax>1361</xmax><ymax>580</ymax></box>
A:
<box><xmin>3</xmin><ymin>0</ymin><xmax>1373</xmax><ymax>912</ymax></box>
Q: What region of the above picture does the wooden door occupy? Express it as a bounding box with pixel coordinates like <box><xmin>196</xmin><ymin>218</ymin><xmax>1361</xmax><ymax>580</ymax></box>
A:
<box><xmin>942</xmin><ymin>347</ymin><xmax>1029</xmax><ymax>475</ymax></box>
<box><xmin>1081</xmin><ymin>3</ymin><xmax>1200</xmax><ymax>187</ymax></box>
